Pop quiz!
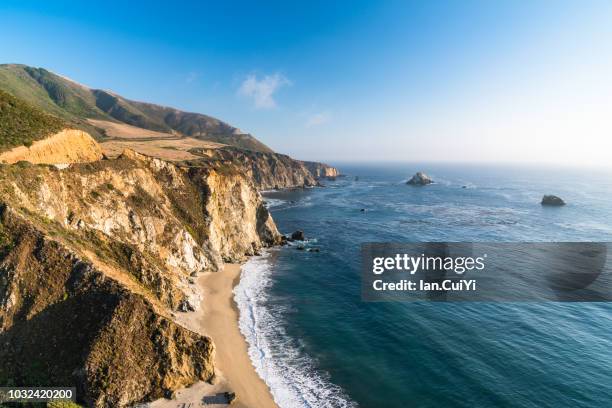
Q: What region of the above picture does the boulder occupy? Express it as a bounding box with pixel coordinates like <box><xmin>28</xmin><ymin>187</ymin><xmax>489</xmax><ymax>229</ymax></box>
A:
<box><xmin>291</xmin><ymin>230</ymin><xmax>305</xmax><ymax>241</ymax></box>
<box><xmin>541</xmin><ymin>195</ymin><xmax>566</xmax><ymax>206</ymax></box>
<box><xmin>225</xmin><ymin>392</ymin><xmax>237</xmax><ymax>404</ymax></box>
<box><xmin>407</xmin><ymin>172</ymin><xmax>433</xmax><ymax>186</ymax></box>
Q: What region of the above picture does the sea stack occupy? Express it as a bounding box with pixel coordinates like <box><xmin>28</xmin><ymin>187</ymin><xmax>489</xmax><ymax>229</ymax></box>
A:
<box><xmin>541</xmin><ymin>195</ymin><xmax>566</xmax><ymax>206</ymax></box>
<box><xmin>407</xmin><ymin>172</ymin><xmax>433</xmax><ymax>186</ymax></box>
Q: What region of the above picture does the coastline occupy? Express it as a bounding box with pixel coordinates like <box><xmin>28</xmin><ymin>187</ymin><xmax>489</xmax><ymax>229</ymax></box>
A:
<box><xmin>150</xmin><ymin>263</ymin><xmax>278</xmax><ymax>408</ymax></box>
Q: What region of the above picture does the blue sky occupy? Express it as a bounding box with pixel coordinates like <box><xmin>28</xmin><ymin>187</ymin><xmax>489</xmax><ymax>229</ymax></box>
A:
<box><xmin>1</xmin><ymin>1</ymin><xmax>612</xmax><ymax>165</ymax></box>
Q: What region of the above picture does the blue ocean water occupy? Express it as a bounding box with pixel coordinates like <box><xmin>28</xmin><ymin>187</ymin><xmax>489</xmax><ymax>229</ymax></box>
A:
<box><xmin>236</xmin><ymin>163</ymin><xmax>612</xmax><ymax>408</ymax></box>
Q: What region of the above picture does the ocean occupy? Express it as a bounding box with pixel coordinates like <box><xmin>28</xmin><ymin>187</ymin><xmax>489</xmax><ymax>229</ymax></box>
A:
<box><xmin>235</xmin><ymin>163</ymin><xmax>612</xmax><ymax>408</ymax></box>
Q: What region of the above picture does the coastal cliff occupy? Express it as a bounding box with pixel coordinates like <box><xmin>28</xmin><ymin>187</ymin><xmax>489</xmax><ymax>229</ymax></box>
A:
<box><xmin>187</xmin><ymin>146</ymin><xmax>339</xmax><ymax>190</ymax></box>
<box><xmin>0</xmin><ymin>147</ymin><xmax>280</xmax><ymax>406</ymax></box>
<box><xmin>301</xmin><ymin>160</ymin><xmax>339</xmax><ymax>179</ymax></box>
<box><xmin>0</xmin><ymin>77</ymin><xmax>333</xmax><ymax>407</ymax></box>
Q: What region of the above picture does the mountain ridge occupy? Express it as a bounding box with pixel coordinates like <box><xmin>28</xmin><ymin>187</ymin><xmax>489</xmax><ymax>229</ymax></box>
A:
<box><xmin>0</xmin><ymin>64</ymin><xmax>272</xmax><ymax>152</ymax></box>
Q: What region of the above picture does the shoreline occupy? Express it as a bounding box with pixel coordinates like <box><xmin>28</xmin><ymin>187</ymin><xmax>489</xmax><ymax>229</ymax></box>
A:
<box><xmin>150</xmin><ymin>263</ymin><xmax>278</xmax><ymax>408</ymax></box>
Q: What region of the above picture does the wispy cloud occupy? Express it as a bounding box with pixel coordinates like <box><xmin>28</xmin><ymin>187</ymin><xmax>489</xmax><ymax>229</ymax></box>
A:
<box><xmin>238</xmin><ymin>73</ymin><xmax>290</xmax><ymax>109</ymax></box>
<box><xmin>185</xmin><ymin>71</ymin><xmax>199</xmax><ymax>84</ymax></box>
<box><xmin>306</xmin><ymin>111</ymin><xmax>332</xmax><ymax>127</ymax></box>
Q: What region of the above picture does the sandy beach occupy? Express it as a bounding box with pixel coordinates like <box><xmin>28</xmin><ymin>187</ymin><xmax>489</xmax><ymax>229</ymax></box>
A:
<box><xmin>149</xmin><ymin>264</ymin><xmax>278</xmax><ymax>408</ymax></box>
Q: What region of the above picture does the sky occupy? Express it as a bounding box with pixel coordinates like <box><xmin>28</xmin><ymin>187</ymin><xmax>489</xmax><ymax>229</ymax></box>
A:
<box><xmin>1</xmin><ymin>0</ymin><xmax>612</xmax><ymax>166</ymax></box>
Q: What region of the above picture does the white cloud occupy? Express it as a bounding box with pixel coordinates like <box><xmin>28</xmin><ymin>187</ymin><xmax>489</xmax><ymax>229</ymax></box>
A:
<box><xmin>238</xmin><ymin>73</ymin><xmax>290</xmax><ymax>109</ymax></box>
<box><xmin>306</xmin><ymin>111</ymin><xmax>332</xmax><ymax>127</ymax></box>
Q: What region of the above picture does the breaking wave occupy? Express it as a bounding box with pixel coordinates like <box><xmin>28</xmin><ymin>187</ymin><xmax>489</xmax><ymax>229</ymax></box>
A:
<box><xmin>234</xmin><ymin>253</ymin><xmax>356</xmax><ymax>408</ymax></box>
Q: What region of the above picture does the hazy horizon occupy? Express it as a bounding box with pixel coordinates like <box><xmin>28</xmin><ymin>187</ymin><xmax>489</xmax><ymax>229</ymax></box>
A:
<box><xmin>1</xmin><ymin>1</ymin><xmax>611</xmax><ymax>166</ymax></box>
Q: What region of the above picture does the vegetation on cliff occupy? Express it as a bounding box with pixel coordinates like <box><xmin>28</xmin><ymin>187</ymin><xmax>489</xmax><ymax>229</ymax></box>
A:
<box><xmin>0</xmin><ymin>149</ymin><xmax>281</xmax><ymax>406</ymax></box>
<box><xmin>184</xmin><ymin>146</ymin><xmax>338</xmax><ymax>190</ymax></box>
<box><xmin>0</xmin><ymin>89</ymin><xmax>66</xmax><ymax>152</ymax></box>
<box><xmin>0</xmin><ymin>64</ymin><xmax>272</xmax><ymax>152</ymax></box>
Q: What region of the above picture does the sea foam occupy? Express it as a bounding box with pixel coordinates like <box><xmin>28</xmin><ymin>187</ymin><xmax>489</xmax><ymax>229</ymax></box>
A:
<box><xmin>234</xmin><ymin>252</ymin><xmax>356</xmax><ymax>408</ymax></box>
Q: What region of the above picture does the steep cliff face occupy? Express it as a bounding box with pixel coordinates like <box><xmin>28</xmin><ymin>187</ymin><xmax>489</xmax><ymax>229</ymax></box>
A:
<box><xmin>301</xmin><ymin>160</ymin><xmax>339</xmax><ymax>179</ymax></box>
<box><xmin>0</xmin><ymin>128</ymin><xmax>103</xmax><ymax>164</ymax></box>
<box><xmin>0</xmin><ymin>206</ymin><xmax>215</xmax><ymax>407</ymax></box>
<box><xmin>0</xmin><ymin>149</ymin><xmax>280</xmax><ymax>406</ymax></box>
<box><xmin>186</xmin><ymin>146</ymin><xmax>339</xmax><ymax>190</ymax></box>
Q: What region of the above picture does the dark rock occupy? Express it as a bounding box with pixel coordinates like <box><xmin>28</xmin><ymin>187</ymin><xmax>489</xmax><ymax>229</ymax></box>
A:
<box><xmin>360</xmin><ymin>208</ymin><xmax>366</xmax><ymax>212</ymax></box>
<box><xmin>541</xmin><ymin>195</ymin><xmax>566</xmax><ymax>206</ymax></box>
<box><xmin>225</xmin><ymin>391</ymin><xmax>237</xmax><ymax>404</ymax></box>
<box><xmin>307</xmin><ymin>248</ymin><xmax>320</xmax><ymax>253</ymax></box>
<box><xmin>296</xmin><ymin>244</ymin><xmax>305</xmax><ymax>250</ymax></box>
<box><xmin>462</xmin><ymin>185</ymin><xmax>467</xmax><ymax>189</ymax></box>
<box><xmin>164</xmin><ymin>389</ymin><xmax>176</xmax><ymax>400</ymax></box>
<box><xmin>407</xmin><ymin>172</ymin><xmax>433</xmax><ymax>186</ymax></box>
<box><xmin>291</xmin><ymin>230</ymin><xmax>305</xmax><ymax>241</ymax></box>
<box><xmin>178</xmin><ymin>300</ymin><xmax>195</xmax><ymax>312</ymax></box>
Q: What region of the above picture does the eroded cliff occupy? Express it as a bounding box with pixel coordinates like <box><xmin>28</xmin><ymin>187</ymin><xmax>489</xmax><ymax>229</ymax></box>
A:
<box><xmin>186</xmin><ymin>146</ymin><xmax>339</xmax><ymax>190</ymax></box>
<box><xmin>0</xmin><ymin>128</ymin><xmax>103</xmax><ymax>165</ymax></box>
<box><xmin>301</xmin><ymin>160</ymin><xmax>339</xmax><ymax>179</ymax></box>
<box><xmin>0</xmin><ymin>148</ymin><xmax>281</xmax><ymax>406</ymax></box>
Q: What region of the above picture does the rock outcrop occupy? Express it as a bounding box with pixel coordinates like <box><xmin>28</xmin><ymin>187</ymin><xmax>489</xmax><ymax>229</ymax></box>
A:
<box><xmin>407</xmin><ymin>172</ymin><xmax>433</xmax><ymax>186</ymax></box>
<box><xmin>0</xmin><ymin>128</ymin><xmax>103</xmax><ymax>165</ymax></box>
<box><xmin>186</xmin><ymin>147</ymin><xmax>339</xmax><ymax>190</ymax></box>
<box><xmin>301</xmin><ymin>160</ymin><xmax>339</xmax><ymax>179</ymax></box>
<box><xmin>541</xmin><ymin>195</ymin><xmax>566</xmax><ymax>206</ymax></box>
<box><xmin>0</xmin><ymin>148</ymin><xmax>281</xmax><ymax>407</ymax></box>
<box><xmin>0</xmin><ymin>206</ymin><xmax>214</xmax><ymax>407</ymax></box>
<box><xmin>290</xmin><ymin>230</ymin><xmax>305</xmax><ymax>241</ymax></box>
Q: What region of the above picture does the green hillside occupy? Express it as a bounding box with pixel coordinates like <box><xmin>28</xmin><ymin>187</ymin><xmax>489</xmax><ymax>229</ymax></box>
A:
<box><xmin>0</xmin><ymin>89</ymin><xmax>66</xmax><ymax>153</ymax></box>
<box><xmin>0</xmin><ymin>64</ymin><xmax>272</xmax><ymax>152</ymax></box>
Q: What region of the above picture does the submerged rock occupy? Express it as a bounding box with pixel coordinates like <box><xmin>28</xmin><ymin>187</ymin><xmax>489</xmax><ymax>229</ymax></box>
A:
<box><xmin>407</xmin><ymin>172</ymin><xmax>433</xmax><ymax>186</ymax></box>
<box><xmin>541</xmin><ymin>195</ymin><xmax>566</xmax><ymax>206</ymax></box>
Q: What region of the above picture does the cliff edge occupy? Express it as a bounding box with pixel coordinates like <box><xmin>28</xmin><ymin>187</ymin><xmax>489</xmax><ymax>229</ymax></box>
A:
<box><xmin>0</xmin><ymin>128</ymin><xmax>103</xmax><ymax>164</ymax></box>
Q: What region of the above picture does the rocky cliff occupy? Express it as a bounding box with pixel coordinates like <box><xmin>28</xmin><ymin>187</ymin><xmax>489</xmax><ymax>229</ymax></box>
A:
<box><xmin>0</xmin><ymin>128</ymin><xmax>103</xmax><ymax>164</ymax></box>
<box><xmin>301</xmin><ymin>160</ymin><xmax>339</xmax><ymax>179</ymax></box>
<box><xmin>186</xmin><ymin>146</ymin><xmax>339</xmax><ymax>190</ymax></box>
<box><xmin>0</xmin><ymin>148</ymin><xmax>281</xmax><ymax>406</ymax></box>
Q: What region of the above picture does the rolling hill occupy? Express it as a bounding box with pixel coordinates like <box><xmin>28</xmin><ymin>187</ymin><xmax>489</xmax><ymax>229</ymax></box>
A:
<box><xmin>0</xmin><ymin>88</ymin><xmax>66</xmax><ymax>152</ymax></box>
<box><xmin>0</xmin><ymin>64</ymin><xmax>272</xmax><ymax>152</ymax></box>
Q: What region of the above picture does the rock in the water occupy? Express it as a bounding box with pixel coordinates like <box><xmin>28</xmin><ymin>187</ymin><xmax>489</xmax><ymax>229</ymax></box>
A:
<box><xmin>296</xmin><ymin>244</ymin><xmax>305</xmax><ymax>250</ymax></box>
<box><xmin>407</xmin><ymin>172</ymin><xmax>433</xmax><ymax>186</ymax></box>
<box><xmin>541</xmin><ymin>195</ymin><xmax>566</xmax><ymax>206</ymax></box>
<box><xmin>291</xmin><ymin>230</ymin><xmax>305</xmax><ymax>241</ymax></box>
